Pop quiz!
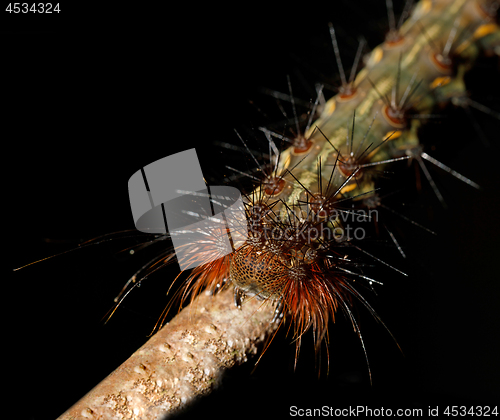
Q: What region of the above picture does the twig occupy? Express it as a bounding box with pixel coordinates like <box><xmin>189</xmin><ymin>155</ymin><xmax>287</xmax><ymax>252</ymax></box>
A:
<box><xmin>57</xmin><ymin>288</ymin><xmax>276</xmax><ymax>419</ymax></box>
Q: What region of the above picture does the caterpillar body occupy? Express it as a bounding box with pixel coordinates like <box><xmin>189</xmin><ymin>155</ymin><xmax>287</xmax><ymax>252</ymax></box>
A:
<box><xmin>185</xmin><ymin>0</ymin><xmax>499</xmax><ymax>354</ymax></box>
<box><xmin>11</xmin><ymin>1</ymin><xmax>500</xmax><ymax>418</ymax></box>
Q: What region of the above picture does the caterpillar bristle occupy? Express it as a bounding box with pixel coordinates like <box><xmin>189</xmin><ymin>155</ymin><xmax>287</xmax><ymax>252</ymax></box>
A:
<box><xmin>157</xmin><ymin>120</ymin><xmax>402</xmax><ymax>370</ymax></box>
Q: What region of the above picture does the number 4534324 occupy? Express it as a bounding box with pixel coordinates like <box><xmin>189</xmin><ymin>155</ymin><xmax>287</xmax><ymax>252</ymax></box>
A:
<box><xmin>443</xmin><ymin>406</ymin><xmax>498</xmax><ymax>416</ymax></box>
<box><xmin>6</xmin><ymin>3</ymin><xmax>60</xmax><ymax>13</ymax></box>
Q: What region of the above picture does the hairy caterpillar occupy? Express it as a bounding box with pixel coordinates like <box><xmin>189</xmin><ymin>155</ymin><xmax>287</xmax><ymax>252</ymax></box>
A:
<box><xmin>11</xmin><ymin>1</ymin><xmax>500</xmax><ymax>418</ymax></box>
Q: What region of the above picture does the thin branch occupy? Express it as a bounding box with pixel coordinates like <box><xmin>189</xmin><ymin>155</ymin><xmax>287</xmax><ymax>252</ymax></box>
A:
<box><xmin>57</xmin><ymin>288</ymin><xmax>276</xmax><ymax>419</ymax></box>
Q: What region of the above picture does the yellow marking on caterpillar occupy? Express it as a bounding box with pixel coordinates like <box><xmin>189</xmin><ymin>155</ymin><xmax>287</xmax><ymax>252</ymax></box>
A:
<box><xmin>315</xmin><ymin>99</ymin><xmax>336</xmax><ymax>127</ymax></box>
<box><xmin>384</xmin><ymin>130</ymin><xmax>402</xmax><ymax>141</ymax></box>
<box><xmin>324</xmin><ymin>99</ymin><xmax>336</xmax><ymax>117</ymax></box>
<box><xmin>474</xmin><ymin>23</ymin><xmax>499</xmax><ymax>40</ymax></box>
<box><xmin>453</xmin><ymin>37</ymin><xmax>472</xmax><ymax>55</ymax></box>
<box><xmin>430</xmin><ymin>76</ymin><xmax>451</xmax><ymax>89</ymax></box>
<box><xmin>340</xmin><ymin>182</ymin><xmax>358</xmax><ymax>195</ymax></box>
<box><xmin>278</xmin><ymin>148</ymin><xmax>292</xmax><ymax>173</ymax></box>
<box><xmin>366</xmin><ymin>47</ymin><xmax>384</xmax><ymax>67</ymax></box>
<box><xmin>364</xmin><ymin>131</ymin><xmax>402</xmax><ymax>161</ymax></box>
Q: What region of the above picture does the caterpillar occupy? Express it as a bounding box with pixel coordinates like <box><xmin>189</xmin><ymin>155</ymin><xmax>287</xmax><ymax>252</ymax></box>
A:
<box><xmin>11</xmin><ymin>1</ymin><xmax>500</xmax><ymax>418</ymax></box>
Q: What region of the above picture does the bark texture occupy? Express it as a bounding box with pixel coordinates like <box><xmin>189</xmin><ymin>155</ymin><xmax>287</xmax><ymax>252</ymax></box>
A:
<box><xmin>57</xmin><ymin>288</ymin><xmax>276</xmax><ymax>419</ymax></box>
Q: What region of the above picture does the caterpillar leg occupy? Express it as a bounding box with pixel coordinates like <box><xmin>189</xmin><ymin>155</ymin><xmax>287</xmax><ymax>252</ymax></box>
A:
<box><xmin>234</xmin><ymin>286</ymin><xmax>245</xmax><ymax>309</ymax></box>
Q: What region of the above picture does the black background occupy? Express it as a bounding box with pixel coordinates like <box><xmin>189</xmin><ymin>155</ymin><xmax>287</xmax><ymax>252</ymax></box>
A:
<box><xmin>6</xmin><ymin>2</ymin><xmax>500</xmax><ymax>419</ymax></box>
